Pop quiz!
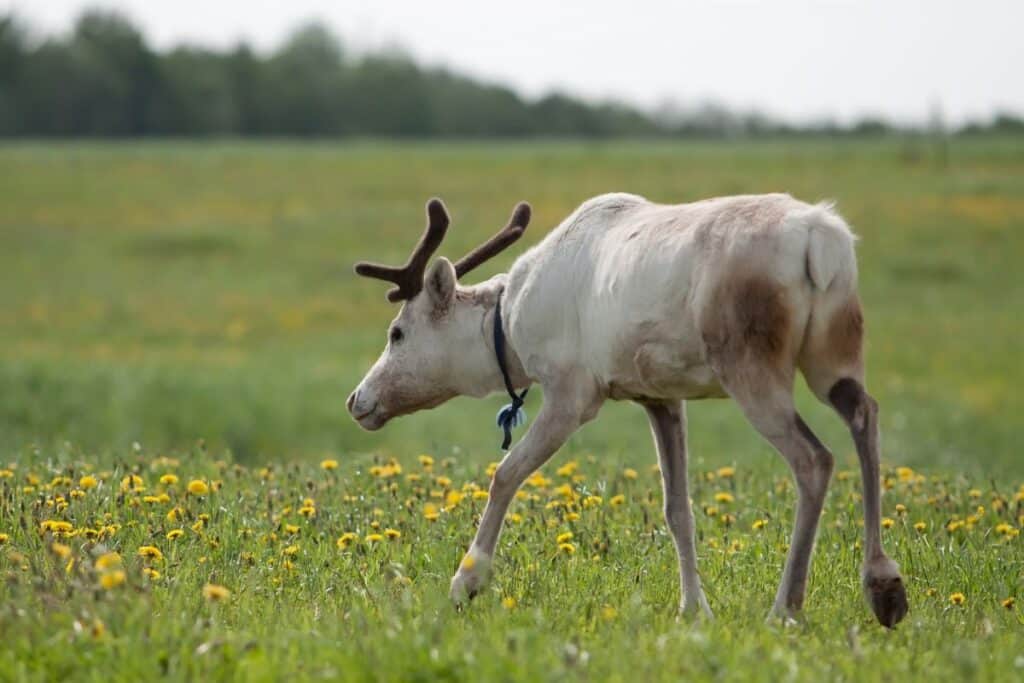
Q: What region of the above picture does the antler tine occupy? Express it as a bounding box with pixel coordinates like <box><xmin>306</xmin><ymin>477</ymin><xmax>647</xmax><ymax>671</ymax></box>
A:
<box><xmin>453</xmin><ymin>202</ymin><xmax>532</xmax><ymax>279</ymax></box>
<box><xmin>354</xmin><ymin>198</ymin><xmax>450</xmax><ymax>302</ymax></box>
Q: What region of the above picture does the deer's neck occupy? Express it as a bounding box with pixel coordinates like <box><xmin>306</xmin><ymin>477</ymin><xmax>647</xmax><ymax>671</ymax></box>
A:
<box><xmin>457</xmin><ymin>276</ymin><xmax>531</xmax><ymax>398</ymax></box>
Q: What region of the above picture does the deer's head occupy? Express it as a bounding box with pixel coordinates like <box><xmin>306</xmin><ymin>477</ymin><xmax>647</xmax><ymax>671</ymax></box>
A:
<box><xmin>347</xmin><ymin>199</ymin><xmax>531</xmax><ymax>430</ymax></box>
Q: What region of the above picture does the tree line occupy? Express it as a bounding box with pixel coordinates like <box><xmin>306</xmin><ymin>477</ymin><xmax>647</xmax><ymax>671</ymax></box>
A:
<box><xmin>1</xmin><ymin>11</ymin><xmax>1021</xmax><ymax>139</ymax></box>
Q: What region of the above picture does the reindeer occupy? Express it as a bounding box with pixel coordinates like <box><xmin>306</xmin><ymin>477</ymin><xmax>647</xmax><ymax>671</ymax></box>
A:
<box><xmin>347</xmin><ymin>193</ymin><xmax>908</xmax><ymax>627</ymax></box>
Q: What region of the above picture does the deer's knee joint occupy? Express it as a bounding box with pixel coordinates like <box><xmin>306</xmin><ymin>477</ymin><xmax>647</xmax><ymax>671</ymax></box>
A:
<box><xmin>828</xmin><ymin>378</ymin><xmax>876</xmax><ymax>432</ymax></box>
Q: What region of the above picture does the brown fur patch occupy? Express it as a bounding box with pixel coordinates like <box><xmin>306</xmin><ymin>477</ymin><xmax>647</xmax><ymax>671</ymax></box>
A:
<box><xmin>826</xmin><ymin>297</ymin><xmax>864</xmax><ymax>364</ymax></box>
<box><xmin>734</xmin><ymin>277</ymin><xmax>791</xmax><ymax>361</ymax></box>
<box><xmin>702</xmin><ymin>275</ymin><xmax>792</xmax><ymax>371</ymax></box>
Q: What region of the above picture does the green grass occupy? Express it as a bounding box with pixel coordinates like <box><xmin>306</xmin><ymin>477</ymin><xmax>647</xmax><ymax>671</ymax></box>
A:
<box><xmin>1</xmin><ymin>138</ymin><xmax>1023</xmax><ymax>680</ymax></box>
<box><xmin>1</xmin><ymin>451</ymin><xmax>1022</xmax><ymax>681</ymax></box>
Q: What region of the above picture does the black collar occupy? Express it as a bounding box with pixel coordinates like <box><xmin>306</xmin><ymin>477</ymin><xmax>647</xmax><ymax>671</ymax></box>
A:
<box><xmin>493</xmin><ymin>294</ymin><xmax>528</xmax><ymax>450</ymax></box>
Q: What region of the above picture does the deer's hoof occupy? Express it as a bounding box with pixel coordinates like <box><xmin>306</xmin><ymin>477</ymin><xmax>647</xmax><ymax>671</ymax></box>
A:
<box><xmin>449</xmin><ymin>554</ymin><xmax>491</xmax><ymax>608</ymax></box>
<box><xmin>863</xmin><ymin>557</ymin><xmax>908</xmax><ymax>628</ymax></box>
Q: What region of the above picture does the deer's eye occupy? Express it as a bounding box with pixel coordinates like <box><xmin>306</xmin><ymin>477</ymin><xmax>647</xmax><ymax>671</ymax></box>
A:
<box><xmin>389</xmin><ymin>327</ymin><xmax>404</xmax><ymax>344</ymax></box>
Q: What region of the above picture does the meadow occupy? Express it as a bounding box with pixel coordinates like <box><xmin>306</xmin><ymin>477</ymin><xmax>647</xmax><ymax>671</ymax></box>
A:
<box><xmin>1</xmin><ymin>138</ymin><xmax>1023</xmax><ymax>681</ymax></box>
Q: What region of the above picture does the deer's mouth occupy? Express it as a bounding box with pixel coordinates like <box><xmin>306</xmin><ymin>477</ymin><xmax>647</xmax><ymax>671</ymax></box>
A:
<box><xmin>352</xmin><ymin>402</ymin><xmax>388</xmax><ymax>431</ymax></box>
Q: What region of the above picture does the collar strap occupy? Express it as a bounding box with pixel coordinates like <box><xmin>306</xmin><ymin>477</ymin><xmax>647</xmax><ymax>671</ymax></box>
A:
<box><xmin>493</xmin><ymin>294</ymin><xmax>528</xmax><ymax>450</ymax></box>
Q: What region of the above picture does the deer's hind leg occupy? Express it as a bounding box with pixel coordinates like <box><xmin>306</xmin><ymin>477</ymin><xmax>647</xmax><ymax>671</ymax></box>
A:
<box><xmin>703</xmin><ymin>276</ymin><xmax>833</xmax><ymax>619</ymax></box>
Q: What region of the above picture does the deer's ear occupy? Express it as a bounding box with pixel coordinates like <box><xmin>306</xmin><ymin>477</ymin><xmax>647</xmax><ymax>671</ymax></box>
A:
<box><xmin>425</xmin><ymin>257</ymin><xmax>456</xmax><ymax>311</ymax></box>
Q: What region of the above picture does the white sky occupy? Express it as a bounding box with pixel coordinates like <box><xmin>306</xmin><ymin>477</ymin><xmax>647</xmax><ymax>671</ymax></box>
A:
<box><xmin>6</xmin><ymin>0</ymin><xmax>1023</xmax><ymax>125</ymax></box>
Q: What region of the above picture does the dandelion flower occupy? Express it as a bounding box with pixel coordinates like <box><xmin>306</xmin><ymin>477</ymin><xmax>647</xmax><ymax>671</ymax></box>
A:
<box><xmin>95</xmin><ymin>552</ymin><xmax>121</xmax><ymax>570</ymax></box>
<box><xmin>423</xmin><ymin>503</ymin><xmax>440</xmax><ymax>521</ymax></box>
<box><xmin>165</xmin><ymin>529</ymin><xmax>184</xmax><ymax>541</ymax></box>
<box><xmin>79</xmin><ymin>475</ymin><xmax>98</xmax><ymax>490</ymax></box>
<box><xmin>137</xmin><ymin>545</ymin><xmax>164</xmax><ymax>562</ymax></box>
<box><xmin>320</xmin><ymin>459</ymin><xmax>338</xmax><ymax>470</ymax></box>
<box><xmin>717</xmin><ymin>466</ymin><xmax>736</xmax><ymax>478</ymax></box>
<box><xmin>914</xmin><ymin>521</ymin><xmax>927</xmax><ymax>533</ymax></box>
<box><xmin>752</xmin><ymin>519</ymin><xmax>768</xmax><ymax>531</ymax></box>
<box><xmin>502</xmin><ymin>596</ymin><xmax>517</xmax><ymax>610</ymax></box>
<box><xmin>558</xmin><ymin>542</ymin><xmax>576</xmax><ymax>555</ymax></box>
<box><xmin>882</xmin><ymin>517</ymin><xmax>894</xmax><ymax>529</ymax></box>
<box><xmin>283</xmin><ymin>544</ymin><xmax>299</xmax><ymax>556</ymax></box>
<box><xmin>0</xmin><ymin>533</ymin><xmax>9</xmax><ymax>545</ymax></box>
<box><xmin>51</xmin><ymin>542</ymin><xmax>71</xmax><ymax>560</ymax></box>
<box><xmin>418</xmin><ymin>454</ymin><xmax>434</xmax><ymax>469</ymax></box>
<box><xmin>365</xmin><ymin>533</ymin><xmax>384</xmax><ymax>544</ymax></box>
<box><xmin>949</xmin><ymin>592</ymin><xmax>966</xmax><ymax>606</ymax></box>
<box><xmin>714</xmin><ymin>492</ymin><xmax>734</xmax><ymax>504</ymax></box>
<box><xmin>556</xmin><ymin>461</ymin><xmax>578</xmax><ymax>477</ymax></box>
<box><xmin>609</xmin><ymin>494</ymin><xmax>626</xmax><ymax>507</ymax></box>
<box><xmin>160</xmin><ymin>474</ymin><xmax>179</xmax><ymax>486</ymax></box>
<box><xmin>1002</xmin><ymin>597</ymin><xmax>1015</xmax><ymax>610</ymax></box>
<box><xmin>100</xmin><ymin>570</ymin><xmax>126</xmax><ymax>589</ymax></box>
<box><xmin>384</xmin><ymin>528</ymin><xmax>401</xmax><ymax>540</ymax></box>
<box><xmin>202</xmin><ymin>584</ymin><xmax>230</xmax><ymax>602</ymax></box>
<box><xmin>556</xmin><ymin>531</ymin><xmax>574</xmax><ymax>544</ymax></box>
<box><xmin>623</xmin><ymin>468</ymin><xmax>638</xmax><ymax>480</ymax></box>
<box><xmin>336</xmin><ymin>532</ymin><xmax>357</xmax><ymax>549</ymax></box>
<box><xmin>187</xmin><ymin>480</ymin><xmax>209</xmax><ymax>496</ymax></box>
<box><xmin>472</xmin><ymin>490</ymin><xmax>489</xmax><ymax>501</ymax></box>
<box><xmin>601</xmin><ymin>605</ymin><xmax>618</xmax><ymax>621</ymax></box>
<box><xmin>143</xmin><ymin>567</ymin><xmax>160</xmax><ymax>581</ymax></box>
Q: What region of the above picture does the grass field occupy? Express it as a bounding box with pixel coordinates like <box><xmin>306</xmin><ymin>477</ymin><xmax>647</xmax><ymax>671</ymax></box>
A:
<box><xmin>1</xmin><ymin>138</ymin><xmax>1023</xmax><ymax>681</ymax></box>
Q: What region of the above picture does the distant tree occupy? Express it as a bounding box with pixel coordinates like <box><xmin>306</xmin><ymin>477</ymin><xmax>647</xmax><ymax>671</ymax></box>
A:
<box><xmin>0</xmin><ymin>16</ymin><xmax>27</xmax><ymax>134</ymax></box>
<box><xmin>266</xmin><ymin>23</ymin><xmax>346</xmax><ymax>135</ymax></box>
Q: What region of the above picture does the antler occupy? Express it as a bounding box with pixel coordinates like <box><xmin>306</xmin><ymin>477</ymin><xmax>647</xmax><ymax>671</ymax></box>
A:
<box><xmin>453</xmin><ymin>202</ymin><xmax>532</xmax><ymax>278</ymax></box>
<box><xmin>354</xmin><ymin>198</ymin><xmax>450</xmax><ymax>302</ymax></box>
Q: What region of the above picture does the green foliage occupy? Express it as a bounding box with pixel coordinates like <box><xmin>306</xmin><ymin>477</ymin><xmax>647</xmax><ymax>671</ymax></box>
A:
<box><xmin>1</xmin><ymin>10</ymin><xmax>1021</xmax><ymax>138</ymax></box>
<box><xmin>0</xmin><ymin>449</ymin><xmax>1022</xmax><ymax>681</ymax></box>
<box><xmin>1</xmin><ymin>139</ymin><xmax>1022</xmax><ymax>477</ymax></box>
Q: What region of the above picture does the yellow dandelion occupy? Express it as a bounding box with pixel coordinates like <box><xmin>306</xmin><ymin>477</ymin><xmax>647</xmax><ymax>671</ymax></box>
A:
<box><xmin>565</xmin><ymin>512</ymin><xmax>580</xmax><ymax>522</ymax></box>
<box><xmin>472</xmin><ymin>490</ymin><xmax>489</xmax><ymax>501</ymax></box>
<box><xmin>423</xmin><ymin>503</ymin><xmax>440</xmax><ymax>521</ymax></box>
<box><xmin>609</xmin><ymin>494</ymin><xmax>626</xmax><ymax>507</ymax></box>
<box><xmin>720</xmin><ymin>513</ymin><xmax>735</xmax><ymax>527</ymax></box>
<box><xmin>968</xmin><ymin>489</ymin><xmax>982</xmax><ymax>499</ymax></box>
<box><xmin>99</xmin><ymin>570</ymin><xmax>126</xmax><ymax>589</ymax></box>
<box><xmin>502</xmin><ymin>596</ymin><xmax>517</xmax><ymax>610</ymax></box>
<box><xmin>336</xmin><ymin>532</ymin><xmax>358</xmax><ymax>549</ymax></box>
<box><xmin>752</xmin><ymin>519</ymin><xmax>768</xmax><ymax>531</ymax></box>
<box><xmin>137</xmin><ymin>545</ymin><xmax>164</xmax><ymax>562</ymax></box>
<box><xmin>202</xmin><ymin>584</ymin><xmax>230</xmax><ymax>602</ymax></box>
<box><xmin>704</xmin><ymin>506</ymin><xmax>718</xmax><ymax>517</ymax></box>
<box><xmin>914</xmin><ymin>521</ymin><xmax>927</xmax><ymax>533</ymax></box>
<box><xmin>187</xmin><ymin>480</ymin><xmax>209</xmax><ymax>496</ymax></box>
<box><xmin>95</xmin><ymin>552</ymin><xmax>121</xmax><ymax>570</ymax></box>
<box><xmin>160</xmin><ymin>474</ymin><xmax>179</xmax><ymax>486</ymax></box>
<box><xmin>623</xmin><ymin>467</ymin><xmax>638</xmax><ymax>480</ymax></box>
<box><xmin>556</xmin><ymin>531</ymin><xmax>574</xmax><ymax>544</ymax></box>
<box><xmin>142</xmin><ymin>567</ymin><xmax>160</xmax><ymax>581</ymax></box>
<box><xmin>0</xmin><ymin>533</ymin><xmax>8</xmax><ymax>544</ymax></box>
<box><xmin>120</xmin><ymin>474</ymin><xmax>145</xmax><ymax>492</ymax></box>
<box><xmin>556</xmin><ymin>461</ymin><xmax>578</xmax><ymax>477</ymax></box>
<box><xmin>896</xmin><ymin>467</ymin><xmax>914</xmax><ymax>482</ymax></box>
<box><xmin>995</xmin><ymin>522</ymin><xmax>1016</xmax><ymax>536</ymax></box>
<box><xmin>365</xmin><ymin>533</ymin><xmax>384</xmax><ymax>544</ymax></box>
<box><xmin>51</xmin><ymin>542</ymin><xmax>72</xmax><ymax>560</ymax></box>
<box><xmin>558</xmin><ymin>542</ymin><xmax>576</xmax><ymax>555</ymax></box>
<box><xmin>283</xmin><ymin>544</ymin><xmax>299</xmax><ymax>556</ymax></box>
<box><xmin>717</xmin><ymin>466</ymin><xmax>736</xmax><ymax>478</ymax></box>
<box><xmin>1002</xmin><ymin>597</ymin><xmax>1015</xmax><ymax>610</ymax></box>
<box><xmin>166</xmin><ymin>529</ymin><xmax>184</xmax><ymax>540</ymax></box>
<box><xmin>445</xmin><ymin>491</ymin><xmax>464</xmax><ymax>509</ymax></box>
<box><xmin>714</xmin><ymin>492</ymin><xmax>735</xmax><ymax>504</ymax></box>
<box><xmin>509</xmin><ymin>513</ymin><xmax>523</xmax><ymax>524</ymax></box>
<box><xmin>949</xmin><ymin>592</ymin><xmax>965</xmax><ymax>606</ymax></box>
<box><xmin>418</xmin><ymin>454</ymin><xmax>435</xmax><ymax>469</ymax></box>
<box><xmin>601</xmin><ymin>605</ymin><xmax>618</xmax><ymax>621</ymax></box>
<box><xmin>79</xmin><ymin>475</ymin><xmax>98</xmax><ymax>490</ymax></box>
<box><xmin>384</xmin><ymin>528</ymin><xmax>401</xmax><ymax>540</ymax></box>
<box><xmin>320</xmin><ymin>459</ymin><xmax>339</xmax><ymax>470</ymax></box>
<box><xmin>882</xmin><ymin>517</ymin><xmax>895</xmax><ymax>529</ymax></box>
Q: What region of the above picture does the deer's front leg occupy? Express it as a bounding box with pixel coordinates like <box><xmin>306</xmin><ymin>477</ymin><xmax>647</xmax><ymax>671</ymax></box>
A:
<box><xmin>450</xmin><ymin>385</ymin><xmax>596</xmax><ymax>605</ymax></box>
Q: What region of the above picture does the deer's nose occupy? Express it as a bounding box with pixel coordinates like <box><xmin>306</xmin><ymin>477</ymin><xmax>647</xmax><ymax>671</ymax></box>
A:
<box><xmin>346</xmin><ymin>390</ymin><xmax>358</xmax><ymax>414</ymax></box>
